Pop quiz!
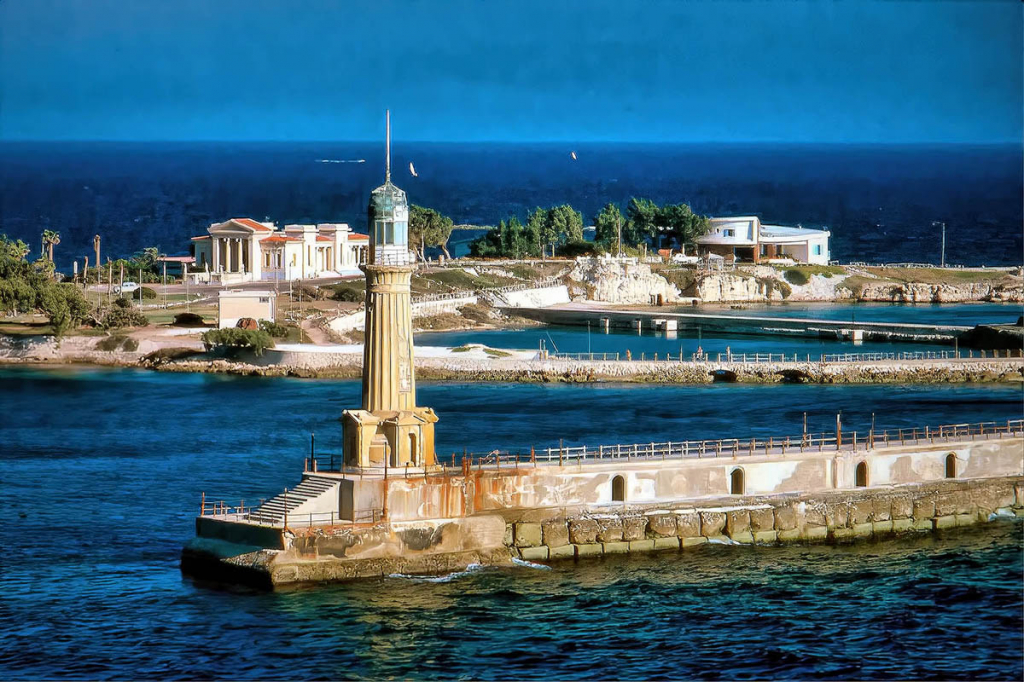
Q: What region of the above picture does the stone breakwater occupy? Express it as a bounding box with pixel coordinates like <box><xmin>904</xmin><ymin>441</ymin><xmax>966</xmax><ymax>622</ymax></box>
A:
<box><xmin>153</xmin><ymin>356</ymin><xmax>1024</xmax><ymax>384</ymax></box>
<box><xmin>3</xmin><ymin>334</ymin><xmax>1020</xmax><ymax>384</ymax></box>
<box><xmin>503</xmin><ymin>476</ymin><xmax>1024</xmax><ymax>563</ymax></box>
<box><xmin>182</xmin><ymin>476</ymin><xmax>1024</xmax><ymax>587</ymax></box>
<box><xmin>415</xmin><ymin>357</ymin><xmax>1023</xmax><ymax>385</ymax></box>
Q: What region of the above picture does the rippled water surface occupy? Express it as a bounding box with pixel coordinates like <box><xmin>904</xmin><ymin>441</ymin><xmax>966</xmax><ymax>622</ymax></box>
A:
<box><xmin>1</xmin><ymin>367</ymin><xmax>1022</xmax><ymax>679</ymax></box>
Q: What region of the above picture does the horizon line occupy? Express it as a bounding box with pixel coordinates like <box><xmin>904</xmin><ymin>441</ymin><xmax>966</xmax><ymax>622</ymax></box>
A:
<box><xmin>1</xmin><ymin>138</ymin><xmax>1021</xmax><ymax>146</ymax></box>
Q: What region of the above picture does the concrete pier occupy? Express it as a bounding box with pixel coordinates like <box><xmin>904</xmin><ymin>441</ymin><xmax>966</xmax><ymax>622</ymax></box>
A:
<box><xmin>182</xmin><ymin>423</ymin><xmax>1024</xmax><ymax>587</ymax></box>
<box><xmin>511</xmin><ymin>303</ymin><xmax>972</xmax><ymax>344</ymax></box>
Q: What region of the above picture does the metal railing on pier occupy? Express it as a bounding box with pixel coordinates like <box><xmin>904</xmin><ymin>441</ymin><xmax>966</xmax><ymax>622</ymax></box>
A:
<box><xmin>197</xmin><ymin>418</ymin><xmax>1022</xmax><ymax>527</ymax></box>
<box><xmin>546</xmin><ymin>349</ymin><xmax>1023</xmax><ymax>363</ymax></box>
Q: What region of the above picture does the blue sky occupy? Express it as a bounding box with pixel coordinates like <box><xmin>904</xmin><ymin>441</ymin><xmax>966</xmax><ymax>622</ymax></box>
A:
<box><xmin>1</xmin><ymin>0</ymin><xmax>1020</xmax><ymax>143</ymax></box>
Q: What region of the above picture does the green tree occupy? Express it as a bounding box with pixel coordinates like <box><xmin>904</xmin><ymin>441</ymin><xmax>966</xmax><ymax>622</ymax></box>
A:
<box><xmin>409</xmin><ymin>205</ymin><xmax>455</xmax><ymax>260</ymax></box>
<box><xmin>593</xmin><ymin>203</ymin><xmax>623</xmax><ymax>250</ymax></box>
<box><xmin>502</xmin><ymin>216</ymin><xmax>530</xmax><ymax>259</ymax></box>
<box><xmin>525</xmin><ymin>208</ymin><xmax>545</xmax><ymax>257</ymax></box>
<box><xmin>41</xmin><ymin>230</ymin><xmax>61</xmax><ymax>262</ymax></box>
<box><xmin>549</xmin><ymin>204</ymin><xmax>584</xmax><ymax>245</ymax></box>
<box><xmin>659</xmin><ymin>203</ymin><xmax>711</xmax><ymax>249</ymax></box>
<box><xmin>0</xmin><ymin>235</ymin><xmax>30</xmax><ymax>261</ymax></box>
<box><xmin>624</xmin><ymin>198</ymin><xmax>659</xmax><ymax>246</ymax></box>
<box><xmin>37</xmin><ymin>282</ymin><xmax>90</xmax><ymax>337</ymax></box>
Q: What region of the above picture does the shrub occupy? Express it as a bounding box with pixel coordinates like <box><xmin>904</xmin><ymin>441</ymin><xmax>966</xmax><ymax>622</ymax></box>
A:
<box><xmin>556</xmin><ymin>241</ymin><xmax>596</xmax><ymax>258</ymax></box>
<box><xmin>99</xmin><ymin>297</ymin><xmax>148</xmax><ymax>329</ymax></box>
<box><xmin>783</xmin><ymin>269</ymin><xmax>810</xmax><ymax>286</ymax></box>
<box><xmin>96</xmin><ymin>334</ymin><xmax>139</xmax><ymax>352</ymax></box>
<box><xmin>172</xmin><ymin>312</ymin><xmax>206</xmax><ymax>327</ymax></box>
<box><xmin>258</xmin><ymin>319</ymin><xmax>289</xmax><ymax>338</ymax></box>
<box><xmin>140</xmin><ymin>286</ymin><xmax>158</xmax><ymax>300</ymax></box>
<box><xmin>201</xmin><ymin>328</ymin><xmax>274</xmax><ymax>356</ymax></box>
<box><xmin>331</xmin><ymin>282</ymin><xmax>365</xmax><ymax>302</ymax></box>
<box><xmin>97</xmin><ymin>334</ymin><xmax>127</xmax><ymax>351</ymax></box>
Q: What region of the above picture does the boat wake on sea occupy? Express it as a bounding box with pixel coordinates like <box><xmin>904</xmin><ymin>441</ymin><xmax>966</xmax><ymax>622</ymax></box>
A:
<box><xmin>315</xmin><ymin>158</ymin><xmax>366</xmax><ymax>163</ymax></box>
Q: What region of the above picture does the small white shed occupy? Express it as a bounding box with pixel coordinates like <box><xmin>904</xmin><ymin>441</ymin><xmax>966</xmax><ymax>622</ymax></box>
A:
<box><xmin>218</xmin><ymin>290</ymin><xmax>277</xmax><ymax>329</ymax></box>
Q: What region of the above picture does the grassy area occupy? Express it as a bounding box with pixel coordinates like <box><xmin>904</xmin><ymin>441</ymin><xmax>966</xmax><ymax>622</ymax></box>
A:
<box><xmin>484</xmin><ymin>348</ymin><xmax>512</xmax><ymax>358</ymax></box>
<box><xmin>414</xmin><ymin>270</ymin><xmax>519</xmax><ymax>293</ymax></box>
<box><xmin>451</xmin><ymin>344</ymin><xmax>473</xmax><ymax>353</ymax></box>
<box><xmin>864</xmin><ymin>267</ymin><xmax>1010</xmax><ymax>285</ymax></box>
<box><xmin>782</xmin><ymin>265</ymin><xmax>846</xmax><ymax>285</ymax></box>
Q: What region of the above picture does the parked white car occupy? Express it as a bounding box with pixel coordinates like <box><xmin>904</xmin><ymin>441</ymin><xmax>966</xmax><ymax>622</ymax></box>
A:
<box><xmin>115</xmin><ymin>281</ymin><xmax>140</xmax><ymax>294</ymax></box>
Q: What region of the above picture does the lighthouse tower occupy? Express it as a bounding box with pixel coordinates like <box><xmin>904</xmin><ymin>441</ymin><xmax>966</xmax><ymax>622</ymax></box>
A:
<box><xmin>342</xmin><ymin>111</ymin><xmax>438</xmax><ymax>470</ymax></box>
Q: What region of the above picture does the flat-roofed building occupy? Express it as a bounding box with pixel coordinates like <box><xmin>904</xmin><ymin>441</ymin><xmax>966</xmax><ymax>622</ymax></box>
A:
<box><xmin>696</xmin><ymin>216</ymin><xmax>831</xmax><ymax>265</ymax></box>
<box><xmin>217</xmin><ymin>290</ymin><xmax>277</xmax><ymax>328</ymax></box>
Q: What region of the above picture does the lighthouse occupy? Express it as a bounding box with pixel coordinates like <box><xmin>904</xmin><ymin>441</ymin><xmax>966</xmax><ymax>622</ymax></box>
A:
<box><xmin>342</xmin><ymin>111</ymin><xmax>438</xmax><ymax>470</ymax></box>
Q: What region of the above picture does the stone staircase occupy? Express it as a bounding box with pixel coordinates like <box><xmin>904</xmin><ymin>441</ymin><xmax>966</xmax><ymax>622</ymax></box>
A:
<box><xmin>247</xmin><ymin>475</ymin><xmax>340</xmax><ymax>526</ymax></box>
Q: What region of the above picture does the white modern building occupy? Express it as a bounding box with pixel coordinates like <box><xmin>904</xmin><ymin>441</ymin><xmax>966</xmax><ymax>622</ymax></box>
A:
<box><xmin>190</xmin><ymin>218</ymin><xmax>369</xmax><ymax>283</ymax></box>
<box><xmin>696</xmin><ymin>216</ymin><xmax>831</xmax><ymax>265</ymax></box>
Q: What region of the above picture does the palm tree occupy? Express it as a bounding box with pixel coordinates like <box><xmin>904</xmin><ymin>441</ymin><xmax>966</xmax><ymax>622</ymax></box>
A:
<box><xmin>42</xmin><ymin>230</ymin><xmax>61</xmax><ymax>262</ymax></box>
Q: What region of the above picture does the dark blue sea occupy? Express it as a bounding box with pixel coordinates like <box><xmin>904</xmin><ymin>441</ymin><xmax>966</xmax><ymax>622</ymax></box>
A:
<box><xmin>1</xmin><ymin>367</ymin><xmax>1022</xmax><ymax>680</ymax></box>
<box><xmin>1</xmin><ymin>142</ymin><xmax>1021</xmax><ymax>268</ymax></box>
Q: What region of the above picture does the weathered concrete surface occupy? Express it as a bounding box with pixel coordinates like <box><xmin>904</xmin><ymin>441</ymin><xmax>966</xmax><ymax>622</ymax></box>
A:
<box><xmin>183</xmin><ymin>475</ymin><xmax>1023</xmax><ymax>587</ymax></box>
<box><xmin>337</xmin><ymin>437</ymin><xmax>1022</xmax><ymax>522</ymax></box>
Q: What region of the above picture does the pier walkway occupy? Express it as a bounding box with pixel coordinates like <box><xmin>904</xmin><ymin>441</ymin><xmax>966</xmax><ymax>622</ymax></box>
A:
<box><xmin>511</xmin><ymin>302</ymin><xmax>973</xmax><ymax>343</ymax></box>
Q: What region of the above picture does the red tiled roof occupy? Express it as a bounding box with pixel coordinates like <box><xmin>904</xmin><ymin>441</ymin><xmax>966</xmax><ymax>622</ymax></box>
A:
<box><xmin>233</xmin><ymin>218</ymin><xmax>274</xmax><ymax>232</ymax></box>
<box><xmin>260</xmin><ymin>235</ymin><xmax>299</xmax><ymax>244</ymax></box>
<box><xmin>191</xmin><ymin>235</ymin><xmax>210</xmax><ymax>241</ymax></box>
<box><xmin>316</xmin><ymin>235</ymin><xmax>332</xmax><ymax>242</ymax></box>
<box><xmin>157</xmin><ymin>256</ymin><xmax>195</xmax><ymax>263</ymax></box>
<box><xmin>349</xmin><ymin>233</ymin><xmax>369</xmax><ymax>240</ymax></box>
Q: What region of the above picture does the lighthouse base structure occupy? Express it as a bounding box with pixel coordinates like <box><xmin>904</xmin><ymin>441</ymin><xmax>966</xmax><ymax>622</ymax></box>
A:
<box><xmin>342</xmin><ymin>407</ymin><xmax>439</xmax><ymax>469</ymax></box>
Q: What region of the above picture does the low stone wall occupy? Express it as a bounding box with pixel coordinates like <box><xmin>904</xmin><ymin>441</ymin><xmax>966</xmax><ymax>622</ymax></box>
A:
<box><xmin>502</xmin><ymin>476</ymin><xmax>1024</xmax><ymax>562</ymax></box>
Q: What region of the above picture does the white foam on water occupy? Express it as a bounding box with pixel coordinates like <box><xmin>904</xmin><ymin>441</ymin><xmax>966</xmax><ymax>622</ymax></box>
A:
<box><xmin>388</xmin><ymin>562</ymin><xmax>484</xmax><ymax>583</ymax></box>
<box><xmin>989</xmin><ymin>509</ymin><xmax>1015</xmax><ymax>521</ymax></box>
<box><xmin>707</xmin><ymin>536</ymin><xmax>740</xmax><ymax>545</ymax></box>
<box><xmin>511</xmin><ymin>557</ymin><xmax>552</xmax><ymax>570</ymax></box>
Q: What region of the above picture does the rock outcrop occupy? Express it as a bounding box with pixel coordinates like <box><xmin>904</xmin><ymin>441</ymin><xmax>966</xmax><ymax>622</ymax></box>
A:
<box><xmin>847</xmin><ymin>281</ymin><xmax>1024</xmax><ymax>303</ymax></box>
<box><xmin>568</xmin><ymin>258</ymin><xmax>680</xmax><ymax>304</ymax></box>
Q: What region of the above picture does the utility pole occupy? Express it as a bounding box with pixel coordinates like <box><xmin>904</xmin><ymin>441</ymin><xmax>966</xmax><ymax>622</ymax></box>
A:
<box><xmin>616</xmin><ymin>213</ymin><xmax>622</xmax><ymax>258</ymax></box>
<box><xmin>93</xmin><ymin>235</ymin><xmax>101</xmax><ymax>276</ymax></box>
<box><xmin>932</xmin><ymin>221</ymin><xmax>946</xmax><ymax>268</ymax></box>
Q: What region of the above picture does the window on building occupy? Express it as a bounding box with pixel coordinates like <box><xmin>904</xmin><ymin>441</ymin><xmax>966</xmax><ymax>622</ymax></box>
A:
<box><xmin>259</xmin><ymin>297</ymin><xmax>269</xmax><ymax>303</ymax></box>
<box><xmin>945</xmin><ymin>453</ymin><xmax>956</xmax><ymax>479</ymax></box>
<box><xmin>264</xmin><ymin>253</ymin><xmax>271</xmax><ymax>267</ymax></box>
<box><xmin>611</xmin><ymin>475</ymin><xmax>625</xmax><ymax>502</ymax></box>
<box><xmin>723</xmin><ymin>229</ymin><xmax>735</xmax><ymax>237</ymax></box>
<box><xmin>730</xmin><ymin>468</ymin><xmax>744</xmax><ymax>495</ymax></box>
<box><xmin>855</xmin><ymin>462</ymin><xmax>868</xmax><ymax>487</ymax></box>
<box><xmin>813</xmin><ymin>244</ymin><xmax>822</xmax><ymax>256</ymax></box>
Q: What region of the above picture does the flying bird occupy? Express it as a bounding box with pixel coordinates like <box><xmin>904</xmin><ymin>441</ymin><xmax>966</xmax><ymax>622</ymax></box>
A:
<box><xmin>409</xmin><ymin>162</ymin><xmax>418</xmax><ymax>177</ymax></box>
<box><xmin>570</xmin><ymin>151</ymin><xmax>577</xmax><ymax>161</ymax></box>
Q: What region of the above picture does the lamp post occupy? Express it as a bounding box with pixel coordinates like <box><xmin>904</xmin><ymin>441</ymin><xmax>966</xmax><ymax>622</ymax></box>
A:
<box><xmin>932</xmin><ymin>221</ymin><xmax>946</xmax><ymax>268</ymax></box>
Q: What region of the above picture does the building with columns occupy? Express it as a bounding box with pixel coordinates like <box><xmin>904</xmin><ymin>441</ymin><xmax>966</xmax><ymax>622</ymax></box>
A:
<box><xmin>342</xmin><ymin>111</ymin><xmax>438</xmax><ymax>471</ymax></box>
<box><xmin>190</xmin><ymin>218</ymin><xmax>369</xmax><ymax>283</ymax></box>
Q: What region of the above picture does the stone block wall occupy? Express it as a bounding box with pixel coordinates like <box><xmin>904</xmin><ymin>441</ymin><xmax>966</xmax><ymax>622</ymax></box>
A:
<box><xmin>502</xmin><ymin>477</ymin><xmax>1024</xmax><ymax>562</ymax></box>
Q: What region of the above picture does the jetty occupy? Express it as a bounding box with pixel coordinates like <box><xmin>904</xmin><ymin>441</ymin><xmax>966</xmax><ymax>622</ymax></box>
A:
<box><xmin>510</xmin><ymin>302</ymin><xmax>972</xmax><ymax>344</ymax></box>
<box><xmin>180</xmin><ymin>113</ymin><xmax>1024</xmax><ymax>589</ymax></box>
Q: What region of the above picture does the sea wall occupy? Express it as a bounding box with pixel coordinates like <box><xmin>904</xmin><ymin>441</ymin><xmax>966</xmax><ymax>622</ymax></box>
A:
<box><xmin>501</xmin><ymin>475</ymin><xmax>1024</xmax><ymax>562</ymax></box>
<box><xmin>182</xmin><ymin>474</ymin><xmax>1024</xmax><ymax>587</ymax></box>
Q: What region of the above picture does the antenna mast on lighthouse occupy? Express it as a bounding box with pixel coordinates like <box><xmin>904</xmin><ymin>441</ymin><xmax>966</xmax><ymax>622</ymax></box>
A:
<box><xmin>385</xmin><ymin>109</ymin><xmax>391</xmax><ymax>182</ymax></box>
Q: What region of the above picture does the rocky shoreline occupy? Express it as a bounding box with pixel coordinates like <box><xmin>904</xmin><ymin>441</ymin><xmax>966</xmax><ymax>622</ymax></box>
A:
<box><xmin>3</xmin><ymin>347</ymin><xmax>1020</xmax><ymax>385</ymax></box>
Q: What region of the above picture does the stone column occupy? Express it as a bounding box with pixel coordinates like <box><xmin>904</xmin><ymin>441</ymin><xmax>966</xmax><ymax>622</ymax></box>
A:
<box><xmin>361</xmin><ymin>264</ymin><xmax>416</xmax><ymax>412</ymax></box>
<box><xmin>212</xmin><ymin>238</ymin><xmax>220</xmax><ymax>272</ymax></box>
